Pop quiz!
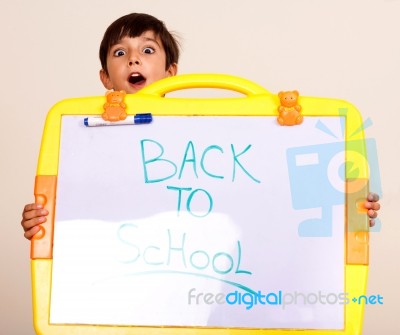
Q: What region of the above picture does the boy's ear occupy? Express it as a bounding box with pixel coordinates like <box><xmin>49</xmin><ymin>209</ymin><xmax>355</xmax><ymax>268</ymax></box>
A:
<box><xmin>99</xmin><ymin>69</ymin><xmax>113</xmax><ymax>90</ymax></box>
<box><xmin>166</xmin><ymin>63</ymin><xmax>178</xmax><ymax>77</ymax></box>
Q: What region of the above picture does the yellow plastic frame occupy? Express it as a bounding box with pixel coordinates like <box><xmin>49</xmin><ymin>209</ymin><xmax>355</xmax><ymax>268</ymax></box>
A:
<box><xmin>31</xmin><ymin>74</ymin><xmax>369</xmax><ymax>335</ymax></box>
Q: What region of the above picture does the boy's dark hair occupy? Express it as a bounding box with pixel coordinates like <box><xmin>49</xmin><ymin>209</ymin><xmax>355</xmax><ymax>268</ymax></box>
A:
<box><xmin>99</xmin><ymin>13</ymin><xmax>180</xmax><ymax>75</ymax></box>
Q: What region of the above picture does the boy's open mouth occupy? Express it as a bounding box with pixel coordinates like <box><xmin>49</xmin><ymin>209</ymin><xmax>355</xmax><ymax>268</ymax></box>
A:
<box><xmin>129</xmin><ymin>73</ymin><xmax>146</xmax><ymax>85</ymax></box>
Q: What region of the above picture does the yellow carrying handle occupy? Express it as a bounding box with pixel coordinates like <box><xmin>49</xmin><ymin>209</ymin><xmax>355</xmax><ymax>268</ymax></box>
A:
<box><xmin>138</xmin><ymin>73</ymin><xmax>270</xmax><ymax>97</ymax></box>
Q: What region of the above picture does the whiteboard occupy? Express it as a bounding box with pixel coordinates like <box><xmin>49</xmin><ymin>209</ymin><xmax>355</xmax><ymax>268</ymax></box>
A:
<box><xmin>50</xmin><ymin>115</ymin><xmax>345</xmax><ymax>329</ymax></box>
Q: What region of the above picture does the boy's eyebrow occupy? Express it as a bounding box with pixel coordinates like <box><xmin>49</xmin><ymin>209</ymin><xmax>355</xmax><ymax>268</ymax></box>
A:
<box><xmin>110</xmin><ymin>36</ymin><xmax>162</xmax><ymax>50</ymax></box>
<box><xmin>142</xmin><ymin>36</ymin><xmax>162</xmax><ymax>48</ymax></box>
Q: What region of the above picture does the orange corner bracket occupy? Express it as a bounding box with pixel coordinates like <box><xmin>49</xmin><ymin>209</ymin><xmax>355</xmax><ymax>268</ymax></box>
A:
<box><xmin>31</xmin><ymin>175</ymin><xmax>57</xmax><ymax>259</ymax></box>
<box><xmin>346</xmin><ymin>178</ymin><xmax>370</xmax><ymax>265</ymax></box>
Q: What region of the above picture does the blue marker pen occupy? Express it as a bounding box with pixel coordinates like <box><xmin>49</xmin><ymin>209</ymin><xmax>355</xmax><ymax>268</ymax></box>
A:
<box><xmin>84</xmin><ymin>113</ymin><xmax>152</xmax><ymax>127</ymax></box>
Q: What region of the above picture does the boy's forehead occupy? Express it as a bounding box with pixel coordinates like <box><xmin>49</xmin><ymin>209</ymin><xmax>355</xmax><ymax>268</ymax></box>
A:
<box><xmin>114</xmin><ymin>30</ymin><xmax>162</xmax><ymax>47</ymax></box>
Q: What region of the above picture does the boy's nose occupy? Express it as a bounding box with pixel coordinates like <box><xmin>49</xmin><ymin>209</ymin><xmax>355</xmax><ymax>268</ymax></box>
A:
<box><xmin>128</xmin><ymin>56</ymin><xmax>141</xmax><ymax>66</ymax></box>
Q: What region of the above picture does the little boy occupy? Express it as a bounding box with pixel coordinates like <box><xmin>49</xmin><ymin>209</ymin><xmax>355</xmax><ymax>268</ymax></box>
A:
<box><xmin>98</xmin><ymin>13</ymin><xmax>178</xmax><ymax>94</ymax></box>
<box><xmin>20</xmin><ymin>13</ymin><xmax>380</xmax><ymax>239</ymax></box>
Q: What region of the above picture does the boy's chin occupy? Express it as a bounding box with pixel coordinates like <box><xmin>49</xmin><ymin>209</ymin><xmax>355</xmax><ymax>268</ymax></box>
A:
<box><xmin>126</xmin><ymin>82</ymin><xmax>146</xmax><ymax>94</ymax></box>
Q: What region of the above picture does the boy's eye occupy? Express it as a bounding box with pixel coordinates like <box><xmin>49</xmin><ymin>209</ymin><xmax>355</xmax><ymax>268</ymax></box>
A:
<box><xmin>113</xmin><ymin>49</ymin><xmax>126</xmax><ymax>57</ymax></box>
<box><xmin>143</xmin><ymin>47</ymin><xmax>155</xmax><ymax>54</ymax></box>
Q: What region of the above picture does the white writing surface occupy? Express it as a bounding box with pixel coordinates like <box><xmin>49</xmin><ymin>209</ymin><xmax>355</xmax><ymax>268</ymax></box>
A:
<box><xmin>50</xmin><ymin>116</ymin><xmax>345</xmax><ymax>329</ymax></box>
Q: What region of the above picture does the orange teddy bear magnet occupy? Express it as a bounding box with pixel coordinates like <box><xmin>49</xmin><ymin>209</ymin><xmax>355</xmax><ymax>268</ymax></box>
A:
<box><xmin>277</xmin><ymin>90</ymin><xmax>303</xmax><ymax>126</ymax></box>
<box><xmin>102</xmin><ymin>90</ymin><xmax>127</xmax><ymax>122</ymax></box>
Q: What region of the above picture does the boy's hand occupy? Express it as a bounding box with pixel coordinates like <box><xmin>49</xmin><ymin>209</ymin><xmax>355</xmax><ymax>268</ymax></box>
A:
<box><xmin>21</xmin><ymin>203</ymin><xmax>49</xmax><ymax>240</ymax></box>
<box><xmin>365</xmin><ymin>192</ymin><xmax>380</xmax><ymax>227</ymax></box>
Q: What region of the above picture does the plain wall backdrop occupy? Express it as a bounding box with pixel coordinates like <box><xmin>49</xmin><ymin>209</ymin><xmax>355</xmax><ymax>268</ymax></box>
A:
<box><xmin>1</xmin><ymin>0</ymin><xmax>399</xmax><ymax>334</ymax></box>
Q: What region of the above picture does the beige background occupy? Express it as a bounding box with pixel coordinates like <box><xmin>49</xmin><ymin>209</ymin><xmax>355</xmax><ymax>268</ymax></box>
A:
<box><xmin>1</xmin><ymin>0</ymin><xmax>399</xmax><ymax>334</ymax></box>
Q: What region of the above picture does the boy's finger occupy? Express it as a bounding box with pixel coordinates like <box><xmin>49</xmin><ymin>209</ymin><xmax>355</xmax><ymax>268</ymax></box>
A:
<box><xmin>22</xmin><ymin>208</ymin><xmax>49</xmax><ymax>221</ymax></box>
<box><xmin>23</xmin><ymin>203</ymin><xmax>43</xmax><ymax>212</ymax></box>
<box><xmin>370</xmin><ymin>202</ymin><xmax>380</xmax><ymax>211</ymax></box>
<box><xmin>368</xmin><ymin>209</ymin><xmax>378</xmax><ymax>219</ymax></box>
<box><xmin>369</xmin><ymin>219</ymin><xmax>375</xmax><ymax>227</ymax></box>
<box><xmin>24</xmin><ymin>226</ymin><xmax>41</xmax><ymax>240</ymax></box>
<box><xmin>364</xmin><ymin>201</ymin><xmax>381</xmax><ymax>211</ymax></box>
<box><xmin>367</xmin><ymin>192</ymin><xmax>380</xmax><ymax>202</ymax></box>
<box><xmin>21</xmin><ymin>216</ymin><xmax>47</xmax><ymax>231</ymax></box>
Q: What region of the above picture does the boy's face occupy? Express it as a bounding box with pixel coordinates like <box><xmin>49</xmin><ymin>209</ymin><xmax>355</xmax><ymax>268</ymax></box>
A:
<box><xmin>100</xmin><ymin>30</ymin><xmax>177</xmax><ymax>94</ymax></box>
